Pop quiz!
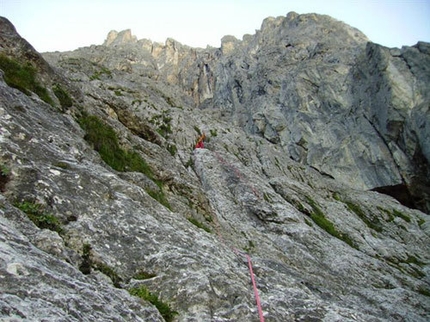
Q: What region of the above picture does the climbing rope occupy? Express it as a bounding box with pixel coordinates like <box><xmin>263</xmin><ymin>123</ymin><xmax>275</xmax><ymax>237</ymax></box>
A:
<box><xmin>212</xmin><ymin>150</ymin><xmax>262</xmax><ymax>200</ymax></box>
<box><xmin>194</xmin><ymin>148</ymin><xmax>265</xmax><ymax>321</ymax></box>
<box><xmin>247</xmin><ymin>254</ymin><xmax>265</xmax><ymax>322</ymax></box>
<box><xmin>212</xmin><ymin>211</ymin><xmax>265</xmax><ymax>322</ymax></box>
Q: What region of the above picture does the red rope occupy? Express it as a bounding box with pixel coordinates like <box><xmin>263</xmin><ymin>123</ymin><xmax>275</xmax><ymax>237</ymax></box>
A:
<box><xmin>195</xmin><ymin>149</ymin><xmax>265</xmax><ymax>320</ymax></box>
<box><xmin>213</xmin><ymin>150</ymin><xmax>261</xmax><ymax>199</ymax></box>
<box><xmin>246</xmin><ymin>254</ymin><xmax>265</xmax><ymax>322</ymax></box>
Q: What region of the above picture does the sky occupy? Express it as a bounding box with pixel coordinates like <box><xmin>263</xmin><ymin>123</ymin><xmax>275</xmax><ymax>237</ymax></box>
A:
<box><xmin>1</xmin><ymin>0</ymin><xmax>430</xmax><ymax>52</ymax></box>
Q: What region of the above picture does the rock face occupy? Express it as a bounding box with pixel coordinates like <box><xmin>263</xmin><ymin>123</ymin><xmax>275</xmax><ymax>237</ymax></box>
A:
<box><xmin>0</xmin><ymin>13</ymin><xmax>430</xmax><ymax>322</ymax></box>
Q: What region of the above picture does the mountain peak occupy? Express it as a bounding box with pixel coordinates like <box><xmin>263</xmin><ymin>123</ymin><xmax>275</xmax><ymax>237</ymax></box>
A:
<box><xmin>104</xmin><ymin>29</ymin><xmax>137</xmax><ymax>46</ymax></box>
<box><xmin>1</xmin><ymin>14</ymin><xmax>430</xmax><ymax>322</ymax></box>
<box><xmin>259</xmin><ymin>12</ymin><xmax>369</xmax><ymax>46</ymax></box>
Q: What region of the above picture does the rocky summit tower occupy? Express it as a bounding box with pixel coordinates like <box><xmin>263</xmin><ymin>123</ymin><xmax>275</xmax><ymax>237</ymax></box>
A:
<box><xmin>0</xmin><ymin>13</ymin><xmax>429</xmax><ymax>321</ymax></box>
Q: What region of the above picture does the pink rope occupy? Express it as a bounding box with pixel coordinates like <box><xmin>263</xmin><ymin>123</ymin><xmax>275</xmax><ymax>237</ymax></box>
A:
<box><xmin>195</xmin><ymin>150</ymin><xmax>265</xmax><ymax>321</ymax></box>
<box><xmin>213</xmin><ymin>151</ymin><xmax>261</xmax><ymax>199</ymax></box>
<box><xmin>246</xmin><ymin>254</ymin><xmax>265</xmax><ymax>322</ymax></box>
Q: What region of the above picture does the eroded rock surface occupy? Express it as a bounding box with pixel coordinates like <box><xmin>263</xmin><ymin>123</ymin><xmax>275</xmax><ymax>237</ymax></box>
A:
<box><xmin>1</xmin><ymin>13</ymin><xmax>430</xmax><ymax>322</ymax></box>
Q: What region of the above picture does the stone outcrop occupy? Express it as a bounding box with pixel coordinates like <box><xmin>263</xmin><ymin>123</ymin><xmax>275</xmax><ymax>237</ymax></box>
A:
<box><xmin>104</xmin><ymin>29</ymin><xmax>138</xmax><ymax>47</ymax></box>
<box><xmin>44</xmin><ymin>12</ymin><xmax>430</xmax><ymax>213</ymax></box>
<box><xmin>1</xmin><ymin>13</ymin><xmax>430</xmax><ymax>322</ymax></box>
<box><xmin>353</xmin><ymin>42</ymin><xmax>430</xmax><ymax>211</ymax></box>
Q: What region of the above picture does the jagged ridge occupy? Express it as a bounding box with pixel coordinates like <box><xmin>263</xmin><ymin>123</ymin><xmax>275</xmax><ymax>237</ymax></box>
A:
<box><xmin>0</xmin><ymin>13</ymin><xmax>430</xmax><ymax>321</ymax></box>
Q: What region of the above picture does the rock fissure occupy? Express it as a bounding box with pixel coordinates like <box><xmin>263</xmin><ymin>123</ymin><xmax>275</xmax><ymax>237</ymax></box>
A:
<box><xmin>362</xmin><ymin>113</ymin><xmax>406</xmax><ymax>180</ymax></box>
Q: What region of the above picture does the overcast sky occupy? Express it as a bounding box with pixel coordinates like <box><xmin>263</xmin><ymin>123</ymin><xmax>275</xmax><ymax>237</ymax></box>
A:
<box><xmin>2</xmin><ymin>0</ymin><xmax>430</xmax><ymax>52</ymax></box>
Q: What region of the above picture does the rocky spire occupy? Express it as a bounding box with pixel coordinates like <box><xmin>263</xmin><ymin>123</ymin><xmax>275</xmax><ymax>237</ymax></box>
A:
<box><xmin>104</xmin><ymin>29</ymin><xmax>137</xmax><ymax>46</ymax></box>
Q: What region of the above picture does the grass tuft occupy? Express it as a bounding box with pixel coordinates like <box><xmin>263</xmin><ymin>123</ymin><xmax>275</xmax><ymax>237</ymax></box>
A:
<box><xmin>393</xmin><ymin>209</ymin><xmax>411</xmax><ymax>223</ymax></box>
<box><xmin>187</xmin><ymin>217</ymin><xmax>211</xmax><ymax>233</ymax></box>
<box><xmin>52</xmin><ymin>84</ymin><xmax>73</xmax><ymax>108</ymax></box>
<box><xmin>133</xmin><ymin>271</ymin><xmax>157</xmax><ymax>280</ymax></box>
<box><xmin>147</xmin><ymin>187</ymin><xmax>172</xmax><ymax>210</ymax></box>
<box><xmin>15</xmin><ymin>200</ymin><xmax>62</xmax><ymax>233</ymax></box>
<box><xmin>89</xmin><ymin>66</ymin><xmax>112</xmax><ymax>80</ymax></box>
<box><xmin>306</xmin><ymin>197</ymin><xmax>357</xmax><ymax>248</ymax></box>
<box><xmin>78</xmin><ymin>114</ymin><xmax>171</xmax><ymax>209</ymax></box>
<box><xmin>78</xmin><ymin>114</ymin><xmax>149</xmax><ymax>173</ymax></box>
<box><xmin>0</xmin><ymin>54</ymin><xmax>53</xmax><ymax>105</ymax></box>
<box><xmin>129</xmin><ymin>285</ymin><xmax>177</xmax><ymax>322</ymax></box>
<box><xmin>345</xmin><ymin>200</ymin><xmax>383</xmax><ymax>232</ymax></box>
<box><xmin>167</xmin><ymin>143</ymin><xmax>177</xmax><ymax>156</ymax></box>
<box><xmin>93</xmin><ymin>261</ymin><xmax>122</xmax><ymax>288</ymax></box>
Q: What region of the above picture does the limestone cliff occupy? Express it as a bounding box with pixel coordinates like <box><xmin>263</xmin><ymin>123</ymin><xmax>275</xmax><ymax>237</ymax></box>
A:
<box><xmin>0</xmin><ymin>13</ymin><xmax>429</xmax><ymax>322</ymax></box>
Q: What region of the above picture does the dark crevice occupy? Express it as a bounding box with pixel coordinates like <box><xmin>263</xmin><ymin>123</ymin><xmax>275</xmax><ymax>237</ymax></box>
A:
<box><xmin>371</xmin><ymin>184</ymin><xmax>416</xmax><ymax>210</ymax></box>
<box><xmin>0</xmin><ymin>172</ymin><xmax>10</xmax><ymax>192</ymax></box>
<box><xmin>362</xmin><ymin>114</ymin><xmax>406</xmax><ymax>184</ymax></box>
<box><xmin>310</xmin><ymin>166</ymin><xmax>335</xmax><ymax>180</ymax></box>
<box><xmin>363</xmin><ymin>114</ymin><xmax>430</xmax><ymax>214</ymax></box>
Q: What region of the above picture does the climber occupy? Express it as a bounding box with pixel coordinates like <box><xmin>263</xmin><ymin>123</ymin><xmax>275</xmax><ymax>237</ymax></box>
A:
<box><xmin>195</xmin><ymin>133</ymin><xmax>206</xmax><ymax>149</ymax></box>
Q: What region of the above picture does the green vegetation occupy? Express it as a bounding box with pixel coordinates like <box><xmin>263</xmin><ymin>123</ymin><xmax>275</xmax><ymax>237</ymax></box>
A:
<box><xmin>78</xmin><ymin>114</ymin><xmax>171</xmax><ymax>209</ymax></box>
<box><xmin>377</xmin><ymin>206</ymin><xmax>392</xmax><ymax>218</ymax></box>
<box><xmin>417</xmin><ymin>286</ymin><xmax>430</xmax><ymax>297</ymax></box>
<box><xmin>339</xmin><ymin>195</ymin><xmax>411</xmax><ymax>232</ymax></box>
<box><xmin>210</xmin><ymin>129</ymin><xmax>218</xmax><ymax>137</ymax></box>
<box><xmin>89</xmin><ymin>66</ymin><xmax>112</xmax><ymax>80</ymax></box>
<box><xmin>405</xmin><ymin>254</ymin><xmax>425</xmax><ymax>266</ymax></box>
<box><xmin>0</xmin><ymin>164</ymin><xmax>10</xmax><ymax>192</ymax></box>
<box><xmin>132</xmin><ymin>99</ymin><xmax>142</xmax><ymax>106</ymax></box>
<box><xmin>78</xmin><ymin>114</ymin><xmax>150</xmax><ymax>173</ymax></box>
<box><xmin>52</xmin><ymin>84</ymin><xmax>73</xmax><ymax>108</ymax></box>
<box><xmin>263</xmin><ymin>192</ymin><xmax>272</xmax><ymax>203</ymax></box>
<box><xmin>1</xmin><ymin>164</ymin><xmax>11</xmax><ymax>177</ymax></box>
<box><xmin>15</xmin><ymin>201</ymin><xmax>62</xmax><ymax>233</ymax></box>
<box><xmin>306</xmin><ymin>197</ymin><xmax>357</xmax><ymax>248</ymax></box>
<box><xmin>193</xmin><ymin>126</ymin><xmax>202</xmax><ymax>135</ymax></box>
<box><xmin>244</xmin><ymin>239</ymin><xmax>256</xmax><ymax>253</ymax></box>
<box><xmin>93</xmin><ymin>261</ymin><xmax>122</xmax><ymax>288</ymax></box>
<box><xmin>393</xmin><ymin>209</ymin><xmax>411</xmax><ymax>223</ymax></box>
<box><xmin>185</xmin><ymin>157</ymin><xmax>194</xmax><ymax>168</ymax></box>
<box><xmin>306</xmin><ymin>197</ymin><xmax>336</xmax><ymax>234</ymax></box>
<box><xmin>133</xmin><ymin>270</ymin><xmax>157</xmax><ymax>280</ymax></box>
<box><xmin>166</xmin><ymin>143</ymin><xmax>177</xmax><ymax>157</ymax></box>
<box><xmin>292</xmin><ymin>199</ymin><xmax>306</xmax><ymax>213</ymax></box>
<box><xmin>149</xmin><ymin>112</ymin><xmax>177</xmax><ymax>156</ymax></box>
<box><xmin>150</xmin><ymin>112</ymin><xmax>173</xmax><ymax>138</ymax></box>
<box><xmin>53</xmin><ymin>161</ymin><xmax>70</xmax><ymax>169</ymax></box>
<box><xmin>402</xmin><ymin>255</ymin><xmax>426</xmax><ymax>279</ymax></box>
<box><xmin>345</xmin><ymin>200</ymin><xmax>383</xmax><ymax>233</ymax></box>
<box><xmin>379</xmin><ymin>253</ymin><xmax>426</xmax><ymax>279</ymax></box>
<box><xmin>332</xmin><ymin>192</ymin><xmax>342</xmax><ymax>201</ymax></box>
<box><xmin>379</xmin><ymin>206</ymin><xmax>412</xmax><ymax>228</ymax></box>
<box><xmin>147</xmin><ymin>187</ymin><xmax>171</xmax><ymax>210</ymax></box>
<box><xmin>128</xmin><ymin>285</ymin><xmax>177</xmax><ymax>322</ymax></box>
<box><xmin>79</xmin><ymin>243</ymin><xmax>122</xmax><ymax>287</ymax></box>
<box><xmin>187</xmin><ymin>217</ymin><xmax>211</xmax><ymax>233</ymax></box>
<box><xmin>0</xmin><ymin>54</ymin><xmax>53</xmax><ymax>105</ymax></box>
